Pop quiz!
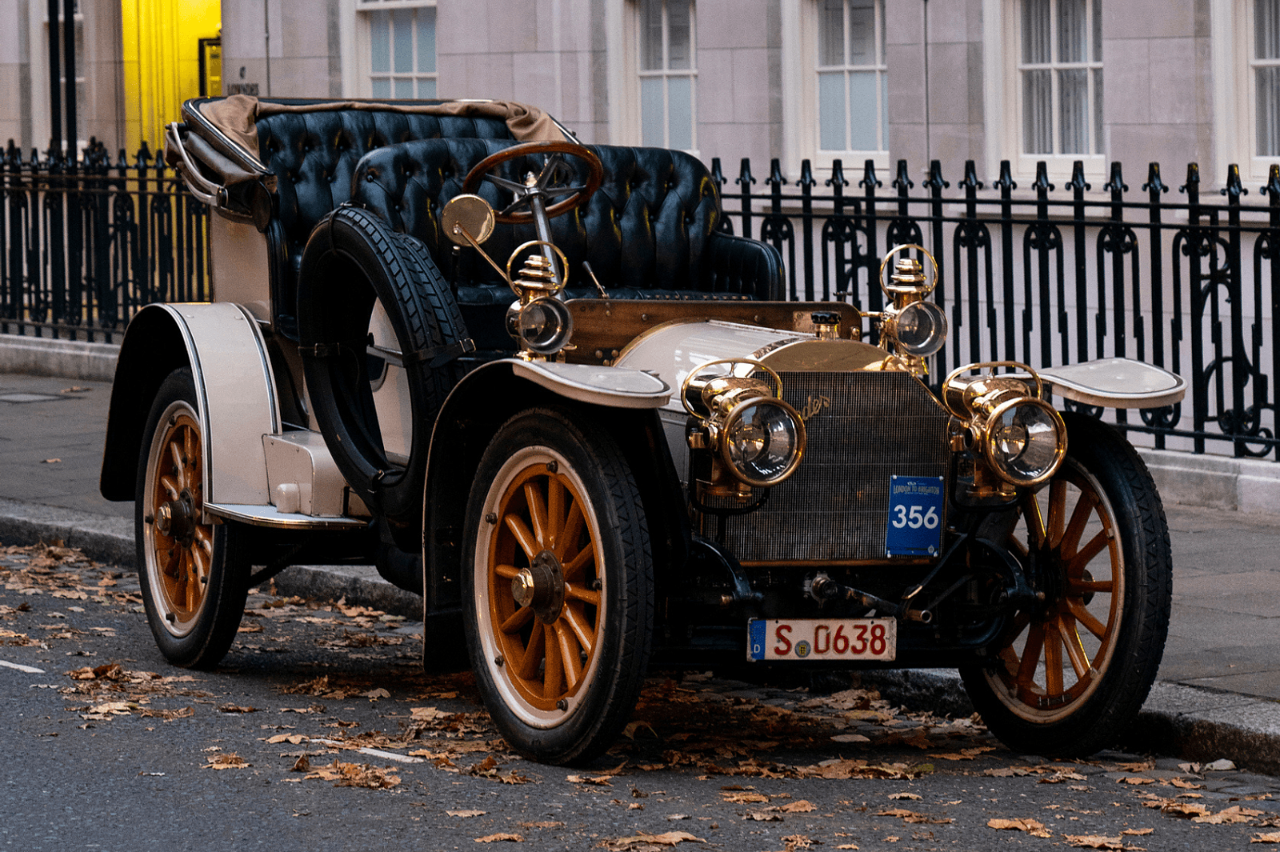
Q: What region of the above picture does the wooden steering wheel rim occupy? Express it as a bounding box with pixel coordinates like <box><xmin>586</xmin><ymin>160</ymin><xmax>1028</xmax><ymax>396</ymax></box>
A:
<box><xmin>461</xmin><ymin>140</ymin><xmax>604</xmax><ymax>224</ymax></box>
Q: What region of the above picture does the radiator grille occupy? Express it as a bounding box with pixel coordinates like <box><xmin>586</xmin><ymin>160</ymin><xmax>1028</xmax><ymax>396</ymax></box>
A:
<box><xmin>709</xmin><ymin>371</ymin><xmax>953</xmax><ymax>563</ymax></box>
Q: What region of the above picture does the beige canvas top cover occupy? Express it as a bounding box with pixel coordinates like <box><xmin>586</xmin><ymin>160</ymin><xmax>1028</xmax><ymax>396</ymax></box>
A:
<box><xmin>196</xmin><ymin>95</ymin><xmax>564</xmax><ymax>163</ymax></box>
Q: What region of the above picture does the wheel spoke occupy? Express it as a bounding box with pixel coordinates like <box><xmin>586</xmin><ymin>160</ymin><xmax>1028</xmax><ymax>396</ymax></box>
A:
<box><xmin>516</xmin><ymin>621</ymin><xmax>545</xmax><ymax>680</ymax></box>
<box><xmin>546</xmin><ymin>478</ymin><xmax>565</xmax><ymax>554</ymax></box>
<box><xmin>524</xmin><ymin>481</ymin><xmax>549</xmax><ymax>549</ymax></box>
<box><xmin>1043</xmin><ymin>622</ymin><xmax>1064</xmax><ymax>696</ymax></box>
<box><xmin>1016</xmin><ymin>622</ymin><xmax>1045</xmax><ymax>691</ymax></box>
<box><xmin>1060</xmin><ymin>489</ymin><xmax>1097</xmax><ymax>557</ymax></box>
<box><xmin>183</xmin><ymin>551</ymin><xmax>200</xmax><ymax>613</ymax></box>
<box><xmin>495</xmin><ymin>563</ymin><xmax>520</xmax><ymax>580</ymax></box>
<box><xmin>1055</xmin><ymin>615</ymin><xmax>1093</xmax><ymax>681</ymax></box>
<box><xmin>1021</xmin><ymin>491</ymin><xmax>1048</xmax><ymax>549</ymax></box>
<box><xmin>564</xmin><ymin>582</ymin><xmax>600</xmax><ymax>607</ymax></box>
<box><xmin>542</xmin><ymin>624</ymin><xmax>564</xmax><ymax>698</ymax></box>
<box><xmin>554</xmin><ymin>622</ymin><xmax>581</xmax><ymax>691</ymax></box>
<box><xmin>161</xmin><ymin>546</ymin><xmax>182</xmax><ymax>579</ymax></box>
<box><xmin>1066</xmin><ymin>598</ymin><xmax>1108</xmax><ymax>639</ymax></box>
<box><xmin>1045</xmin><ymin>479</ymin><xmax>1067</xmax><ymax>548</ymax></box>
<box><xmin>504</xmin><ymin>514</ymin><xmax>540</xmax><ymax>561</ymax></box>
<box><xmin>562</xmin><ymin>545</ymin><xmax>595</xmax><ymax>583</ymax></box>
<box><xmin>1069</xmin><ymin>578</ymin><xmax>1114</xmax><ymax>595</ymax></box>
<box><xmin>158</xmin><ymin>474</ymin><xmax>180</xmax><ymax>501</ymax></box>
<box><xmin>562</xmin><ymin>603</ymin><xmax>595</xmax><ymax>658</ymax></box>
<box><xmin>1067</xmin><ymin>530</ymin><xmax>1110</xmax><ymax>575</ymax></box>
<box><xmin>167</xmin><ymin>440</ymin><xmax>185</xmax><ymax>489</ymax></box>
<box><xmin>500</xmin><ymin>605</ymin><xmax>534</xmax><ymax>634</ymax></box>
<box><xmin>556</xmin><ymin>500</ymin><xmax>585</xmax><ymax>562</ymax></box>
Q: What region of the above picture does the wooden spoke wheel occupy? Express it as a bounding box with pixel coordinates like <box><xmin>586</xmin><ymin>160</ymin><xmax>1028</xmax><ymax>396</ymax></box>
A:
<box><xmin>136</xmin><ymin>369</ymin><xmax>249</xmax><ymax>669</ymax></box>
<box><xmin>961</xmin><ymin>413</ymin><xmax>1172</xmax><ymax>756</ymax></box>
<box><xmin>464</xmin><ymin>409</ymin><xmax>652</xmax><ymax>765</ymax></box>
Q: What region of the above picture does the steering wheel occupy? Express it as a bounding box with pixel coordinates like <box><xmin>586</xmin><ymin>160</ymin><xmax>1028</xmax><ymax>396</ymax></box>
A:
<box><xmin>461</xmin><ymin>140</ymin><xmax>604</xmax><ymax>225</ymax></box>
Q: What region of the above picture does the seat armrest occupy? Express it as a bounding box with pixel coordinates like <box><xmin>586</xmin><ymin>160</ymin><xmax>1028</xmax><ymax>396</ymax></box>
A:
<box><xmin>701</xmin><ymin>231</ymin><xmax>784</xmax><ymax>301</ymax></box>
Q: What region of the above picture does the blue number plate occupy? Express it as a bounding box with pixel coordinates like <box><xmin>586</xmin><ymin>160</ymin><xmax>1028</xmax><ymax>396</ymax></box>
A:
<box><xmin>885</xmin><ymin>475</ymin><xmax>944</xmax><ymax>557</ymax></box>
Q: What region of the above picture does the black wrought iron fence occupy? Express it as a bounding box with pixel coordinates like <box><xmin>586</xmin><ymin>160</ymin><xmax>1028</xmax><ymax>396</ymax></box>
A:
<box><xmin>4</xmin><ymin>139</ymin><xmax>1280</xmax><ymax>460</ymax></box>
<box><xmin>711</xmin><ymin>156</ymin><xmax>1280</xmax><ymax>461</ymax></box>
<box><xmin>0</xmin><ymin>139</ymin><xmax>209</xmax><ymax>345</ymax></box>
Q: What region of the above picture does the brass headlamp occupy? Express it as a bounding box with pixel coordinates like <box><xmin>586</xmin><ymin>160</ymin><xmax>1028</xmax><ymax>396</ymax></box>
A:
<box><xmin>876</xmin><ymin>245</ymin><xmax>947</xmax><ymax>369</ymax></box>
<box><xmin>682</xmin><ymin>359</ymin><xmax>807</xmax><ymax>501</ymax></box>
<box><xmin>943</xmin><ymin>362</ymin><xmax>1067</xmax><ymax>496</ymax></box>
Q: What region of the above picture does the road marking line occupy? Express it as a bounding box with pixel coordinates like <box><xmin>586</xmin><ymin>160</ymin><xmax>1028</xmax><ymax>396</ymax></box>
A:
<box><xmin>0</xmin><ymin>660</ymin><xmax>45</xmax><ymax>674</ymax></box>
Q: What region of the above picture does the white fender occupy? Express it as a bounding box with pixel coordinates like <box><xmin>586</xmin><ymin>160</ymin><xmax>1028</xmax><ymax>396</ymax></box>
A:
<box><xmin>152</xmin><ymin>302</ymin><xmax>280</xmax><ymax>511</ymax></box>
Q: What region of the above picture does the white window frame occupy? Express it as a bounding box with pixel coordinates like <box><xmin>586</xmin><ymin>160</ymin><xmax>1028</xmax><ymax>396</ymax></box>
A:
<box><xmin>340</xmin><ymin>0</ymin><xmax>438</xmax><ymax>101</ymax></box>
<box><xmin>983</xmin><ymin>0</ymin><xmax>1105</xmax><ymax>182</ymax></box>
<box><xmin>606</xmin><ymin>0</ymin><xmax>698</xmax><ymax>152</ymax></box>
<box><xmin>1214</xmin><ymin>0</ymin><xmax>1280</xmax><ymax>182</ymax></box>
<box><xmin>781</xmin><ymin>0</ymin><xmax>888</xmax><ymax>182</ymax></box>
<box><xmin>27</xmin><ymin>1</ymin><xmax>87</xmax><ymax>158</ymax></box>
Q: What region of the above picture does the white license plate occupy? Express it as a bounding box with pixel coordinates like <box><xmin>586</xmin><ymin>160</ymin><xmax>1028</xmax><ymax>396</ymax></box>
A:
<box><xmin>747</xmin><ymin>618</ymin><xmax>896</xmax><ymax>662</ymax></box>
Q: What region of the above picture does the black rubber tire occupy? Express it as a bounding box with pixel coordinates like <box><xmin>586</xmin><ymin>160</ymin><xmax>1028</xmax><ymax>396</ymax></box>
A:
<box><xmin>135</xmin><ymin>368</ymin><xmax>250</xmax><ymax>669</ymax></box>
<box><xmin>296</xmin><ymin>205</ymin><xmax>468</xmax><ymax>525</ymax></box>
<box><xmin>462</xmin><ymin>408</ymin><xmax>654</xmax><ymax>765</ymax></box>
<box><xmin>959</xmin><ymin>413</ymin><xmax>1173</xmax><ymax>756</ymax></box>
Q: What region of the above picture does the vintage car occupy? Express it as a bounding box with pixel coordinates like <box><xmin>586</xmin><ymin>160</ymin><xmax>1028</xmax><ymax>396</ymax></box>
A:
<box><xmin>99</xmin><ymin>96</ymin><xmax>1185</xmax><ymax>766</ymax></box>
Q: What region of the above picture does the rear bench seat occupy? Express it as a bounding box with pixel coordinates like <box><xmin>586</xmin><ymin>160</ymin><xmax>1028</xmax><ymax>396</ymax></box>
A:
<box><xmin>349</xmin><ymin>137</ymin><xmax>784</xmax><ymax>350</ymax></box>
<box><xmin>249</xmin><ymin>109</ymin><xmax>525</xmax><ymax>338</ymax></box>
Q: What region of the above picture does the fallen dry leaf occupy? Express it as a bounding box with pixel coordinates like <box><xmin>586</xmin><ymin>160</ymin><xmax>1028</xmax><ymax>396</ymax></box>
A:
<box><xmin>473</xmin><ymin>834</ymin><xmax>523</xmax><ymax>843</ymax></box>
<box><xmin>877</xmin><ymin>808</ymin><xmax>952</xmax><ymax>825</ymax></box>
<box><xmin>1063</xmin><ymin>835</ymin><xmax>1130</xmax><ymax>850</ymax></box>
<box><xmin>1193</xmin><ymin>805</ymin><xmax>1265</xmax><ymax>825</ymax></box>
<box><xmin>778</xmin><ymin>800</ymin><xmax>816</xmax><ymax>813</ymax></box>
<box><xmin>204</xmin><ymin>753</ymin><xmax>250</xmax><ymax>770</ymax></box>
<box><xmin>722</xmin><ymin>792</ymin><xmax>770</xmax><ymax>804</ymax></box>
<box><xmin>987</xmin><ymin>818</ymin><xmax>1051</xmax><ymax>838</ymax></box>
<box><xmin>1253</xmin><ymin>832</ymin><xmax>1280</xmax><ymax>844</ymax></box>
<box><xmin>1121</xmin><ymin>829</ymin><xmax>1154</xmax><ymax>836</ymax></box>
<box><xmin>1117</xmin><ymin>776</ymin><xmax>1155</xmax><ymax>785</ymax></box>
<box><xmin>888</xmin><ymin>792</ymin><xmax>921</xmax><ymax>800</ymax></box>
<box><xmin>603</xmin><ymin>831</ymin><xmax>705</xmax><ymax>850</ymax></box>
<box><xmin>744</xmin><ymin>811</ymin><xmax>783</xmax><ymax>822</ymax></box>
<box><xmin>449</xmin><ymin>810</ymin><xmax>487</xmax><ymax>818</ymax></box>
<box><xmin>304</xmin><ymin>759</ymin><xmax>400</xmax><ymax>789</ymax></box>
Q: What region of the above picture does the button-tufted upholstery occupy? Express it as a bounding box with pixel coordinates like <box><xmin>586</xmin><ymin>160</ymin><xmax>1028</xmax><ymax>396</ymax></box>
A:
<box><xmin>252</xmin><ymin>110</ymin><xmax>521</xmax><ymax>336</ymax></box>
<box><xmin>350</xmin><ymin>137</ymin><xmax>783</xmax><ymax>347</ymax></box>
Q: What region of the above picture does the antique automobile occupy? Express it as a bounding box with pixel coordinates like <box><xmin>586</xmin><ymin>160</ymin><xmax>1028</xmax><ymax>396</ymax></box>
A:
<box><xmin>99</xmin><ymin>95</ymin><xmax>1185</xmax><ymax>766</ymax></box>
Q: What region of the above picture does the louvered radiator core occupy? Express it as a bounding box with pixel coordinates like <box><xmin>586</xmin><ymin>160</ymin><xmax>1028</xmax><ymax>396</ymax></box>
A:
<box><xmin>704</xmin><ymin>371</ymin><xmax>953</xmax><ymax>564</ymax></box>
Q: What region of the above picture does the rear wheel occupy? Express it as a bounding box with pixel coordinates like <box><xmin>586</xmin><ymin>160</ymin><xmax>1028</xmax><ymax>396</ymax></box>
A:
<box><xmin>135</xmin><ymin>368</ymin><xmax>250</xmax><ymax>668</ymax></box>
<box><xmin>961</xmin><ymin>413</ymin><xmax>1172</xmax><ymax>756</ymax></box>
<box><xmin>463</xmin><ymin>409</ymin><xmax>653</xmax><ymax>765</ymax></box>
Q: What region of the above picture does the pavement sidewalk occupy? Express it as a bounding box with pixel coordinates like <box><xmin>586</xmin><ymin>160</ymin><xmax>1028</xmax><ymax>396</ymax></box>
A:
<box><xmin>5</xmin><ymin>371</ymin><xmax>1280</xmax><ymax>771</ymax></box>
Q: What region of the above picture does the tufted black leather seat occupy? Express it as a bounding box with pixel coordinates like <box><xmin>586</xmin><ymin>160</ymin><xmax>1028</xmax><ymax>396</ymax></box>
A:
<box><xmin>349</xmin><ymin>137</ymin><xmax>784</xmax><ymax>348</ymax></box>
<box><xmin>252</xmin><ymin>110</ymin><xmax>521</xmax><ymax>337</ymax></box>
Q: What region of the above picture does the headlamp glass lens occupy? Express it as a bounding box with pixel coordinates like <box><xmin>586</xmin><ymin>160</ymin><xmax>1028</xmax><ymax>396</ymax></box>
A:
<box><xmin>990</xmin><ymin>403</ymin><xmax>1061</xmax><ymax>481</ymax></box>
<box><xmin>725</xmin><ymin>401</ymin><xmax>802</xmax><ymax>484</ymax></box>
<box><xmin>895</xmin><ymin>301</ymin><xmax>948</xmax><ymax>356</ymax></box>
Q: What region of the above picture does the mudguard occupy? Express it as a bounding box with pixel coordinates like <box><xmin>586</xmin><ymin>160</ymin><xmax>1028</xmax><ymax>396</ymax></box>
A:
<box><xmin>100</xmin><ymin>303</ymin><xmax>280</xmax><ymax>512</ymax></box>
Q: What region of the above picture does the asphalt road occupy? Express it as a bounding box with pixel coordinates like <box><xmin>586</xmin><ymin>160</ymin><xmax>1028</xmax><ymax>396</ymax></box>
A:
<box><xmin>6</xmin><ymin>543</ymin><xmax>1280</xmax><ymax>851</ymax></box>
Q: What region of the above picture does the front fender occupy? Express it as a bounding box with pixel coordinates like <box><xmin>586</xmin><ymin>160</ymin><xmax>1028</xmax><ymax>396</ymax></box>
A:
<box><xmin>420</xmin><ymin>359</ymin><xmax>682</xmax><ymax>620</ymax></box>
<box><xmin>99</xmin><ymin>303</ymin><xmax>280</xmax><ymax>509</ymax></box>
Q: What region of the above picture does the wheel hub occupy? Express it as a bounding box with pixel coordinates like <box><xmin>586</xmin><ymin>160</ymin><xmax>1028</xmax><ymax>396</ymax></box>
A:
<box><xmin>156</xmin><ymin>490</ymin><xmax>197</xmax><ymax>545</ymax></box>
<box><xmin>511</xmin><ymin>550</ymin><xmax>567</xmax><ymax>624</ymax></box>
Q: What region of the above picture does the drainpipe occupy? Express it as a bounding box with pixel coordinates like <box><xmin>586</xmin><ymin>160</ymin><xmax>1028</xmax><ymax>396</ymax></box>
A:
<box><xmin>264</xmin><ymin>0</ymin><xmax>272</xmax><ymax>96</ymax></box>
<box><xmin>46</xmin><ymin>0</ymin><xmax>62</xmax><ymax>158</ymax></box>
<box><xmin>922</xmin><ymin>0</ymin><xmax>931</xmax><ymax>167</ymax></box>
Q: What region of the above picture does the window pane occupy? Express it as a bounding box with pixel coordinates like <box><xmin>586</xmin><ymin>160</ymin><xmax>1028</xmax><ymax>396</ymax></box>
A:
<box><xmin>1059</xmin><ymin>0</ymin><xmax>1087</xmax><ymax>63</ymax></box>
<box><xmin>848</xmin><ymin>71</ymin><xmax>878</xmax><ymax>150</ymax></box>
<box><xmin>641</xmin><ymin>77</ymin><xmax>665</xmax><ymax>145</ymax></box>
<box><xmin>395</xmin><ymin>77</ymin><xmax>414</xmax><ymax>99</ymax></box>
<box><xmin>1259</xmin><ymin>66</ymin><xmax>1280</xmax><ymax>155</ymax></box>
<box><xmin>370</xmin><ymin>11</ymin><xmax>390</xmax><ymax>74</ymax></box>
<box><xmin>417</xmin><ymin>7</ymin><xmax>436</xmax><ymax>74</ymax></box>
<box><xmin>1058</xmin><ymin>67</ymin><xmax>1089</xmax><ymax>153</ymax></box>
<box><xmin>818</xmin><ymin>71</ymin><xmax>846</xmax><ymax>150</ymax></box>
<box><xmin>818</xmin><ymin>0</ymin><xmax>844</xmax><ymax>66</ymax></box>
<box><xmin>419</xmin><ymin>78</ymin><xmax>437</xmax><ymax>100</ymax></box>
<box><xmin>641</xmin><ymin>0</ymin><xmax>664</xmax><ymax>70</ymax></box>
<box><xmin>848</xmin><ymin>0</ymin><xmax>876</xmax><ymax>65</ymax></box>
<box><xmin>1023</xmin><ymin>68</ymin><xmax>1052</xmax><ymax>153</ymax></box>
<box><xmin>372</xmin><ymin>77</ymin><xmax>391</xmax><ymax>98</ymax></box>
<box><xmin>668</xmin><ymin>0</ymin><xmax>692</xmax><ymax>70</ymax></box>
<box><xmin>1260</xmin><ymin>0</ymin><xmax>1280</xmax><ymax>60</ymax></box>
<box><xmin>393</xmin><ymin>9</ymin><xmax>413</xmax><ymax>74</ymax></box>
<box><xmin>1092</xmin><ymin>0</ymin><xmax>1102</xmax><ymax>61</ymax></box>
<box><xmin>1093</xmin><ymin>67</ymin><xmax>1103</xmax><ymax>154</ymax></box>
<box><xmin>1023</xmin><ymin>0</ymin><xmax>1050</xmax><ymax>63</ymax></box>
<box><xmin>667</xmin><ymin>75</ymin><xmax>693</xmax><ymax>149</ymax></box>
<box><xmin>881</xmin><ymin>72</ymin><xmax>889</xmax><ymax>150</ymax></box>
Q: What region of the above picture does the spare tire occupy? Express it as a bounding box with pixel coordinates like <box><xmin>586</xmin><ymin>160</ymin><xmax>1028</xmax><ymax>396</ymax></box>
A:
<box><xmin>296</xmin><ymin>205</ymin><xmax>471</xmax><ymax>527</ymax></box>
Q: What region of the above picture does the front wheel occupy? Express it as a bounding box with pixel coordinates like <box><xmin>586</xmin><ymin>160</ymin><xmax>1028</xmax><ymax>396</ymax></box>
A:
<box><xmin>462</xmin><ymin>409</ymin><xmax>653</xmax><ymax>765</ymax></box>
<box><xmin>135</xmin><ymin>368</ymin><xmax>250</xmax><ymax>669</ymax></box>
<box><xmin>960</xmin><ymin>413</ymin><xmax>1172</xmax><ymax>756</ymax></box>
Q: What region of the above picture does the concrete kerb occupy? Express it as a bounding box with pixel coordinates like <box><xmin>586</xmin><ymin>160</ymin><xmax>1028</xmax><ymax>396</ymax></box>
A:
<box><xmin>0</xmin><ymin>335</ymin><xmax>120</xmax><ymax>382</ymax></box>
